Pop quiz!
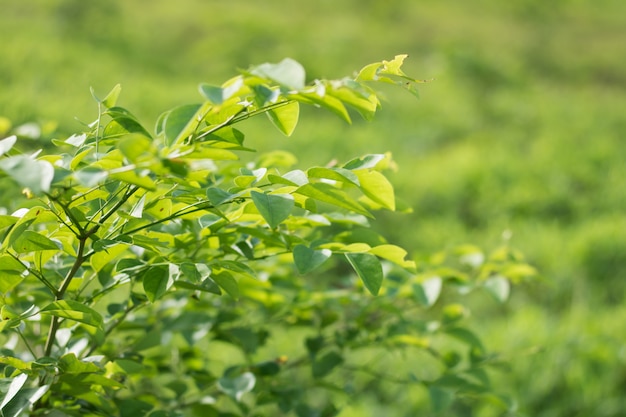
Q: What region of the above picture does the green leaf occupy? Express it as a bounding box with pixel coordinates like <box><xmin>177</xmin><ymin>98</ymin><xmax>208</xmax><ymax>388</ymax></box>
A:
<box><xmin>104</xmin><ymin>115</ymin><xmax>152</xmax><ymax>139</ymax></box>
<box><xmin>217</xmin><ymin>372</ymin><xmax>255</xmax><ymax>402</ymax></box>
<box><xmin>250</xmin><ymin>191</ymin><xmax>294</xmax><ymax>229</ymax></box>
<box><xmin>0</xmin><ymin>385</ymin><xmax>49</xmax><ymax>417</ymax></box>
<box><xmin>312</xmin><ymin>351</ymin><xmax>344</xmax><ymax>379</ymax></box>
<box><xmin>345</xmin><ymin>253</ymin><xmax>383</xmax><ymax>295</ymax></box>
<box><xmin>267</xmin><ymin>101</ymin><xmax>299</xmax><ymax>136</ymax></box>
<box><xmin>293</xmin><ymin>245</ymin><xmax>332</xmax><ymax>274</ymax></box>
<box><xmin>484</xmin><ymin>275</ymin><xmax>510</xmax><ymax>303</ymax></box>
<box><xmin>251</xmin><ymin>58</ymin><xmax>306</xmax><ymax>90</ymax></box>
<box><xmin>162</xmin><ymin>103</ymin><xmax>210</xmax><ymax>146</ymax></box>
<box><xmin>40</xmin><ymin>300</ymin><xmax>104</xmax><ymax>329</ymax></box>
<box><xmin>413</xmin><ymin>277</ymin><xmax>442</xmax><ymax>307</ymax></box>
<box><xmin>0</xmin><ymin>155</ymin><xmax>54</xmax><ymax>194</ymax></box>
<box><xmin>11</xmin><ymin>231</ymin><xmax>59</xmax><ymax>253</ymax></box>
<box><xmin>142</xmin><ymin>265</ymin><xmax>175</xmax><ymax>303</ymax></box>
<box><xmin>110</xmin><ymin>169</ymin><xmax>156</xmax><ymax>190</ymax></box>
<box><xmin>296</xmin><ymin>183</ymin><xmax>371</xmax><ymax>217</ymax></box>
<box><xmin>0</xmin><ymin>215</ymin><xmax>18</xmax><ymax>230</ymax></box>
<box><xmin>206</xmin><ymin>187</ymin><xmax>235</xmax><ymax>205</ymax></box>
<box><xmin>428</xmin><ymin>386</ymin><xmax>454</xmax><ymax>413</ymax></box>
<box><xmin>58</xmin><ymin>353</ymin><xmax>101</xmax><ymax>374</ymax></box>
<box><xmin>0</xmin><ymin>135</ymin><xmax>16</xmax><ymax>156</ymax></box>
<box><xmin>212</xmin><ymin>271</ymin><xmax>239</xmax><ymax>299</ymax></box>
<box><xmin>118</xmin><ymin>134</ymin><xmax>153</xmax><ymax>163</ymax></box>
<box><xmin>354</xmin><ymin>169</ymin><xmax>395</xmax><ymax>210</ymax></box>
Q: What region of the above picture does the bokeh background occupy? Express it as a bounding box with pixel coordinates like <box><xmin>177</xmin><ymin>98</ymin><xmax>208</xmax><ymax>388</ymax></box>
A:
<box><xmin>2</xmin><ymin>0</ymin><xmax>626</xmax><ymax>415</ymax></box>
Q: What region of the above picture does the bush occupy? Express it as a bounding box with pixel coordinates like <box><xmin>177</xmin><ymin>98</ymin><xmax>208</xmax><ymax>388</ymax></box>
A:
<box><xmin>0</xmin><ymin>57</ymin><xmax>534</xmax><ymax>416</ymax></box>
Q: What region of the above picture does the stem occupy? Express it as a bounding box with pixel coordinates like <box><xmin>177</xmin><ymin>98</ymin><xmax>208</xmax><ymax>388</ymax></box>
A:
<box><xmin>84</xmin><ymin>185</ymin><xmax>139</xmax><ymax>238</ymax></box>
<box><xmin>17</xmin><ymin>329</ymin><xmax>38</xmax><ymax>358</ymax></box>
<box><xmin>43</xmin><ymin>238</ymin><xmax>87</xmax><ymax>357</ymax></box>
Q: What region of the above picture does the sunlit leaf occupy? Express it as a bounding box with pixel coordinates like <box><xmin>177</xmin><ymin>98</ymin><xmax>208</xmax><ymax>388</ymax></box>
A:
<box><xmin>307</xmin><ymin>167</ymin><xmax>360</xmax><ymax>186</ymax></box>
<box><xmin>267</xmin><ymin>100</ymin><xmax>299</xmax><ymax>136</ymax></box>
<box><xmin>355</xmin><ymin>169</ymin><xmax>395</xmax><ymax>210</ymax></box>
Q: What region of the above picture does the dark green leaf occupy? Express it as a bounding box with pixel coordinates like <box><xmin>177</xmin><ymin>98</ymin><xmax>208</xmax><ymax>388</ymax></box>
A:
<box><xmin>345</xmin><ymin>253</ymin><xmax>383</xmax><ymax>295</ymax></box>
<box><xmin>429</xmin><ymin>386</ymin><xmax>454</xmax><ymax>413</ymax></box>
<box><xmin>312</xmin><ymin>351</ymin><xmax>343</xmax><ymax>379</ymax></box>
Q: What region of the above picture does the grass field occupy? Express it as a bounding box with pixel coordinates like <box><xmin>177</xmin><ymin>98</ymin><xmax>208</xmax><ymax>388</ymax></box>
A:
<box><xmin>2</xmin><ymin>1</ymin><xmax>626</xmax><ymax>415</ymax></box>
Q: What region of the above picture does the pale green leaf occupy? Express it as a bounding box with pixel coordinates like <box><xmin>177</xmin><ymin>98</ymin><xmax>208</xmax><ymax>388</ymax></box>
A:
<box><xmin>484</xmin><ymin>275</ymin><xmax>510</xmax><ymax>303</ymax></box>
<box><xmin>102</xmin><ymin>84</ymin><xmax>122</xmax><ymax>108</ymax></box>
<box><xmin>0</xmin><ymin>135</ymin><xmax>17</xmax><ymax>156</ymax></box>
<box><xmin>354</xmin><ymin>169</ymin><xmax>395</xmax><ymax>210</ymax></box>
<box><xmin>342</xmin><ymin>154</ymin><xmax>385</xmax><ymax>170</ymax></box>
<box><xmin>368</xmin><ymin>244</ymin><xmax>415</xmax><ymax>269</ymax></box>
<box><xmin>413</xmin><ymin>277</ymin><xmax>442</xmax><ymax>307</ymax></box>
<box><xmin>0</xmin><ymin>156</ymin><xmax>54</xmax><ymax>194</ymax></box>
<box><xmin>162</xmin><ymin>103</ymin><xmax>211</xmax><ymax>146</ymax></box>
<box><xmin>251</xmin><ymin>58</ymin><xmax>306</xmax><ymax>89</ymax></box>
<box><xmin>345</xmin><ymin>252</ymin><xmax>383</xmax><ymax>295</ymax></box>
<box><xmin>250</xmin><ymin>191</ymin><xmax>294</xmax><ymax>229</ymax></box>
<box><xmin>267</xmin><ymin>100</ymin><xmax>299</xmax><ymax>136</ymax></box>
<box><xmin>217</xmin><ymin>372</ymin><xmax>255</xmax><ymax>402</ymax></box>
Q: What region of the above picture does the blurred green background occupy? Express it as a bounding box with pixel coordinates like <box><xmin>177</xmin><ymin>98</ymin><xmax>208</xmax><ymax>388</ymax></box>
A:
<box><xmin>2</xmin><ymin>0</ymin><xmax>626</xmax><ymax>415</ymax></box>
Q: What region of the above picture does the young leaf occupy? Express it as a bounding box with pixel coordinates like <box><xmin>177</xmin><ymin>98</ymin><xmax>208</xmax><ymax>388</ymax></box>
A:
<box><xmin>345</xmin><ymin>252</ymin><xmax>384</xmax><ymax>295</ymax></box>
<box><xmin>293</xmin><ymin>245</ymin><xmax>332</xmax><ymax>274</ymax></box>
<box><xmin>250</xmin><ymin>191</ymin><xmax>294</xmax><ymax>229</ymax></box>
<box><xmin>307</xmin><ymin>167</ymin><xmax>360</xmax><ymax>186</ymax></box>
<box><xmin>267</xmin><ymin>100</ymin><xmax>299</xmax><ymax>136</ymax></box>
<box><xmin>162</xmin><ymin>103</ymin><xmax>210</xmax><ymax>146</ymax></box>
<box><xmin>102</xmin><ymin>84</ymin><xmax>122</xmax><ymax>108</ymax></box>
